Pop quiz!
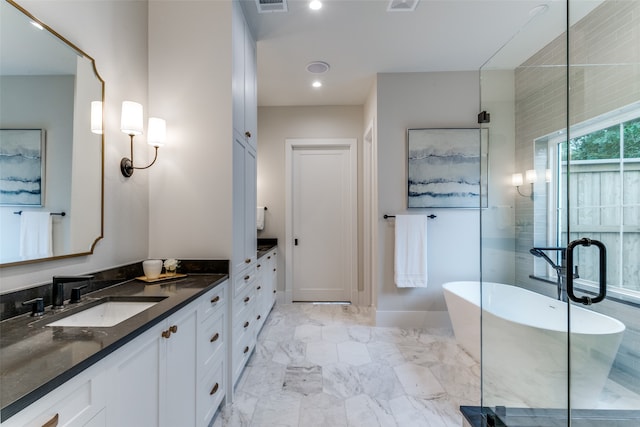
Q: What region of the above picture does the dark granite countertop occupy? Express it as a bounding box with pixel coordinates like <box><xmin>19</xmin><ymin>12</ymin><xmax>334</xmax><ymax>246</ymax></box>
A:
<box><xmin>257</xmin><ymin>238</ymin><xmax>277</xmax><ymax>259</ymax></box>
<box><xmin>0</xmin><ymin>273</ymin><xmax>227</xmax><ymax>421</ymax></box>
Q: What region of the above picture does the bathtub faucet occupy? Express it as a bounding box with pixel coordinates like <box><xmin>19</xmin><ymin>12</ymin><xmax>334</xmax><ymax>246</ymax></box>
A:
<box><xmin>530</xmin><ymin>247</ymin><xmax>575</xmax><ymax>302</ymax></box>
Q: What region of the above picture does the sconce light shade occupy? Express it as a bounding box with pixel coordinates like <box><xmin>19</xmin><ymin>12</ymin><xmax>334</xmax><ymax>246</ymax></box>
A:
<box><xmin>120</xmin><ymin>101</ymin><xmax>144</xmax><ymax>135</ymax></box>
<box><xmin>91</xmin><ymin>101</ymin><xmax>103</xmax><ymax>134</ymax></box>
<box><xmin>512</xmin><ymin>173</ymin><xmax>523</xmax><ymax>187</ymax></box>
<box><xmin>147</xmin><ymin>117</ymin><xmax>166</xmax><ymax>147</ymax></box>
<box><xmin>525</xmin><ymin>169</ymin><xmax>537</xmax><ymax>184</ymax></box>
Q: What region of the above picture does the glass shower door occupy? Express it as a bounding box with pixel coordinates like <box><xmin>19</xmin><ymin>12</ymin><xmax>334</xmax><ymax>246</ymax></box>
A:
<box><xmin>566</xmin><ymin>0</ymin><xmax>640</xmax><ymax>424</ymax></box>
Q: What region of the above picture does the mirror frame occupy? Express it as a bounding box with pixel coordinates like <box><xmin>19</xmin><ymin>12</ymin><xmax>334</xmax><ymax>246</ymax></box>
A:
<box><xmin>1</xmin><ymin>0</ymin><xmax>104</xmax><ymax>268</ymax></box>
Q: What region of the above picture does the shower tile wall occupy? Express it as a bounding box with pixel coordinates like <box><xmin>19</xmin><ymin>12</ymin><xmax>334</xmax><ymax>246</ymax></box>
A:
<box><xmin>512</xmin><ymin>0</ymin><xmax>640</xmax><ymax>396</ymax></box>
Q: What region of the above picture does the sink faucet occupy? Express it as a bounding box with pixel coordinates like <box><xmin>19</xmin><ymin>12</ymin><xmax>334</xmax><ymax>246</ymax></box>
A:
<box><xmin>530</xmin><ymin>247</ymin><xmax>578</xmax><ymax>302</ymax></box>
<box><xmin>52</xmin><ymin>275</ymin><xmax>94</xmax><ymax>309</ymax></box>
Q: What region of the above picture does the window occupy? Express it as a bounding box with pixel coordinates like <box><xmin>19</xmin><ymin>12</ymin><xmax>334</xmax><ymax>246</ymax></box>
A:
<box><xmin>543</xmin><ymin>104</ymin><xmax>640</xmax><ymax>300</ymax></box>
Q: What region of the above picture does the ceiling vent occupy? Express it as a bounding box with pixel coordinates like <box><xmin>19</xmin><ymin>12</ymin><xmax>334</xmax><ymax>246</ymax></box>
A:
<box><xmin>387</xmin><ymin>0</ymin><xmax>419</xmax><ymax>12</ymax></box>
<box><xmin>256</xmin><ymin>0</ymin><xmax>288</xmax><ymax>13</ymax></box>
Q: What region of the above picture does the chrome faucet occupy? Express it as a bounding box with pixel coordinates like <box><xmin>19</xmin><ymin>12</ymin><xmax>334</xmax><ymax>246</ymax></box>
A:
<box><xmin>52</xmin><ymin>275</ymin><xmax>94</xmax><ymax>309</ymax></box>
<box><xmin>530</xmin><ymin>247</ymin><xmax>578</xmax><ymax>302</ymax></box>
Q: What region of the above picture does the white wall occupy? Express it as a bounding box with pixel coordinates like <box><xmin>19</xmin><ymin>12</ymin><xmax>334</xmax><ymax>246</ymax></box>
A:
<box><xmin>147</xmin><ymin>0</ymin><xmax>234</xmax><ymax>261</ymax></box>
<box><xmin>256</xmin><ymin>106</ymin><xmax>364</xmax><ymax>295</ymax></box>
<box><xmin>0</xmin><ymin>0</ymin><xmax>150</xmax><ymax>292</ymax></box>
<box><xmin>375</xmin><ymin>72</ymin><xmax>481</xmax><ymax>328</ymax></box>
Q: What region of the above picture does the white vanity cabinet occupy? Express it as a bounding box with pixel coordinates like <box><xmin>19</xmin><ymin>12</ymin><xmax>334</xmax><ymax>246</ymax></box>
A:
<box><xmin>2</xmin><ymin>281</ymin><xmax>228</xmax><ymax>427</ymax></box>
<box><xmin>231</xmin><ymin>269</ymin><xmax>257</xmax><ymax>385</ymax></box>
<box><xmin>255</xmin><ymin>248</ymin><xmax>277</xmax><ymax>333</ymax></box>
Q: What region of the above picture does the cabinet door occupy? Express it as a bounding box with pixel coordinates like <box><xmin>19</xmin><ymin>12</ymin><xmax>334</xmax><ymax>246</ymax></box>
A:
<box><xmin>244</xmin><ymin>146</ymin><xmax>257</xmax><ymax>263</ymax></box>
<box><xmin>243</xmin><ymin>24</ymin><xmax>257</xmax><ymax>150</ymax></box>
<box><xmin>162</xmin><ymin>307</ymin><xmax>198</xmax><ymax>427</ymax></box>
<box><xmin>232</xmin><ymin>0</ymin><xmax>245</xmax><ymax>132</ymax></box>
<box><xmin>233</xmin><ymin>136</ymin><xmax>257</xmax><ymax>272</ymax></box>
<box><xmin>111</xmin><ymin>323</ymin><xmax>164</xmax><ymax>427</ymax></box>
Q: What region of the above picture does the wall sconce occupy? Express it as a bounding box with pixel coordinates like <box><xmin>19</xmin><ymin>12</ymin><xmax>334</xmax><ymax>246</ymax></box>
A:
<box><xmin>120</xmin><ymin>101</ymin><xmax>166</xmax><ymax>178</ymax></box>
<box><xmin>512</xmin><ymin>169</ymin><xmax>537</xmax><ymax>199</ymax></box>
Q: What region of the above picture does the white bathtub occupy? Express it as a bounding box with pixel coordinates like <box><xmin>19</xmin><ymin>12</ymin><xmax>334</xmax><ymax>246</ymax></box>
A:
<box><xmin>443</xmin><ymin>281</ymin><xmax>625</xmax><ymax>408</ymax></box>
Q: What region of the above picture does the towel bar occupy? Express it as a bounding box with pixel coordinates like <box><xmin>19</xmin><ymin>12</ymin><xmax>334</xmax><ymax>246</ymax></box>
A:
<box><xmin>384</xmin><ymin>214</ymin><xmax>436</xmax><ymax>219</ymax></box>
<box><xmin>14</xmin><ymin>211</ymin><xmax>66</xmax><ymax>216</ymax></box>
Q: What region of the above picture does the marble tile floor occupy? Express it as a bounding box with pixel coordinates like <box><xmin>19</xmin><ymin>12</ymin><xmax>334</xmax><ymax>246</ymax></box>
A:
<box><xmin>213</xmin><ymin>303</ymin><xmax>640</xmax><ymax>427</ymax></box>
<box><xmin>213</xmin><ymin>303</ymin><xmax>481</xmax><ymax>427</ymax></box>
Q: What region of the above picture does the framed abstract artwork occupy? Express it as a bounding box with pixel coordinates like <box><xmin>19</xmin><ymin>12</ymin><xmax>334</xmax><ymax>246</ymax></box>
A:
<box><xmin>407</xmin><ymin>128</ymin><xmax>488</xmax><ymax>208</ymax></box>
<box><xmin>0</xmin><ymin>129</ymin><xmax>45</xmax><ymax>206</ymax></box>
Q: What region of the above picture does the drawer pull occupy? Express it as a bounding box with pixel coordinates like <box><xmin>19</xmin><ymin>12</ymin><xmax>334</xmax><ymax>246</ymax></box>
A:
<box><xmin>257</xmin><ymin>314</ymin><xmax>261</xmax><ymax>320</ymax></box>
<box><xmin>210</xmin><ymin>332</ymin><xmax>220</xmax><ymax>342</ymax></box>
<box><xmin>244</xmin><ymin>296</ymin><xmax>250</xmax><ymax>303</ymax></box>
<box><xmin>169</xmin><ymin>325</ymin><xmax>178</xmax><ymax>334</ymax></box>
<box><xmin>257</xmin><ymin>286</ymin><xmax>262</xmax><ymax>290</ymax></box>
<box><xmin>245</xmin><ymin>131</ymin><xmax>252</xmax><ymax>138</ymax></box>
<box><xmin>267</xmin><ymin>256</ymin><xmax>271</xmax><ymax>260</ymax></box>
<box><xmin>210</xmin><ymin>383</ymin><xmax>219</xmax><ymax>395</ymax></box>
<box><xmin>244</xmin><ymin>321</ymin><xmax>250</xmax><ymax>328</ymax></box>
<box><xmin>245</xmin><ymin>258</ymin><xmax>251</xmax><ymax>264</ymax></box>
<box><xmin>42</xmin><ymin>413</ymin><xmax>59</xmax><ymax>427</ymax></box>
<box><xmin>244</xmin><ymin>275</ymin><xmax>250</xmax><ymax>281</ymax></box>
<box><xmin>273</xmin><ymin>268</ymin><xmax>276</xmax><ymax>272</ymax></box>
<box><xmin>243</xmin><ymin>346</ymin><xmax>249</xmax><ymax>354</ymax></box>
<box><xmin>273</xmin><ymin>290</ymin><xmax>276</xmax><ymax>294</ymax></box>
<box><xmin>162</xmin><ymin>329</ymin><xmax>171</xmax><ymax>339</ymax></box>
<box><xmin>257</xmin><ymin>264</ymin><xmax>261</xmax><ymax>268</ymax></box>
<box><xmin>211</xmin><ymin>295</ymin><xmax>220</xmax><ymax>304</ymax></box>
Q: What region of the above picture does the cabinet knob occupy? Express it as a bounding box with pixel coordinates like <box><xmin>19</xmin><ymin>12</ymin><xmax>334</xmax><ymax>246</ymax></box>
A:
<box><xmin>210</xmin><ymin>383</ymin><xmax>219</xmax><ymax>395</ymax></box>
<box><xmin>243</xmin><ymin>346</ymin><xmax>249</xmax><ymax>354</ymax></box>
<box><xmin>245</xmin><ymin>131</ymin><xmax>252</xmax><ymax>138</ymax></box>
<box><xmin>245</xmin><ymin>258</ymin><xmax>251</xmax><ymax>264</ymax></box>
<box><xmin>211</xmin><ymin>295</ymin><xmax>220</xmax><ymax>304</ymax></box>
<box><xmin>244</xmin><ymin>275</ymin><xmax>250</xmax><ymax>281</ymax></box>
<box><xmin>244</xmin><ymin>296</ymin><xmax>250</xmax><ymax>303</ymax></box>
<box><xmin>169</xmin><ymin>325</ymin><xmax>178</xmax><ymax>334</ymax></box>
<box><xmin>267</xmin><ymin>256</ymin><xmax>271</xmax><ymax>260</ymax></box>
<box><xmin>273</xmin><ymin>268</ymin><xmax>276</xmax><ymax>272</ymax></box>
<box><xmin>273</xmin><ymin>290</ymin><xmax>276</xmax><ymax>294</ymax></box>
<box><xmin>162</xmin><ymin>330</ymin><xmax>171</xmax><ymax>339</ymax></box>
<box><xmin>42</xmin><ymin>413</ymin><xmax>59</xmax><ymax>427</ymax></box>
<box><xmin>257</xmin><ymin>286</ymin><xmax>261</xmax><ymax>290</ymax></box>
<box><xmin>210</xmin><ymin>332</ymin><xmax>220</xmax><ymax>343</ymax></box>
<box><xmin>257</xmin><ymin>264</ymin><xmax>261</xmax><ymax>268</ymax></box>
<box><xmin>257</xmin><ymin>314</ymin><xmax>261</xmax><ymax>320</ymax></box>
<box><xmin>243</xmin><ymin>321</ymin><xmax>250</xmax><ymax>328</ymax></box>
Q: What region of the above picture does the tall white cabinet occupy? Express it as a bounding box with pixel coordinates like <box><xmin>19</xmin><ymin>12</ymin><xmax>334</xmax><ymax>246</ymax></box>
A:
<box><xmin>231</xmin><ymin>0</ymin><xmax>258</xmax><ymax>389</ymax></box>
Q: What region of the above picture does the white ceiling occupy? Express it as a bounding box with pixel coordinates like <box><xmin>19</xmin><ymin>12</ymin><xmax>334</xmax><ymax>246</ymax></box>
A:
<box><xmin>241</xmin><ymin>0</ymin><xmax>603</xmax><ymax>107</ymax></box>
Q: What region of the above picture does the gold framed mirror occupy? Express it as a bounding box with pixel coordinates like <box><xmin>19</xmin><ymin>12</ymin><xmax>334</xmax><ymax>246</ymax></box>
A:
<box><xmin>0</xmin><ymin>0</ymin><xmax>104</xmax><ymax>267</ymax></box>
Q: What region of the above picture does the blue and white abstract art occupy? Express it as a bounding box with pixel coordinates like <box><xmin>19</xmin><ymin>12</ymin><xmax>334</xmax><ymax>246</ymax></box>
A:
<box><xmin>0</xmin><ymin>129</ymin><xmax>44</xmax><ymax>206</ymax></box>
<box><xmin>407</xmin><ymin>128</ymin><xmax>488</xmax><ymax>208</ymax></box>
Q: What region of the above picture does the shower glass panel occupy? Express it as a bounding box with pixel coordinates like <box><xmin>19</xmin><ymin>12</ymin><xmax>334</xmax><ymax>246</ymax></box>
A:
<box><xmin>479</xmin><ymin>0</ymin><xmax>640</xmax><ymax>425</ymax></box>
<box><xmin>479</xmin><ymin>1</ymin><xmax>569</xmax><ymax>424</ymax></box>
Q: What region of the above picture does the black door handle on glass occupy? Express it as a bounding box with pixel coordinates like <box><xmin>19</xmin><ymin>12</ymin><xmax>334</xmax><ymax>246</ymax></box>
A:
<box><xmin>566</xmin><ymin>238</ymin><xmax>606</xmax><ymax>305</ymax></box>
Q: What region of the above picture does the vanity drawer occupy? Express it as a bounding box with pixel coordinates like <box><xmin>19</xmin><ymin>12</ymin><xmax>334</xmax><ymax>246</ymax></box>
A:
<box><xmin>196</xmin><ymin>359</ymin><xmax>225</xmax><ymax>427</ymax></box>
<box><xmin>199</xmin><ymin>281</ymin><xmax>226</xmax><ymax>322</ymax></box>
<box><xmin>232</xmin><ymin>283</ymin><xmax>255</xmax><ymax>326</ymax></box>
<box><xmin>232</xmin><ymin>333</ymin><xmax>255</xmax><ymax>385</ymax></box>
<box><xmin>234</xmin><ymin>265</ymin><xmax>256</xmax><ymax>298</ymax></box>
<box><xmin>198</xmin><ymin>309</ymin><xmax>225</xmax><ymax>371</ymax></box>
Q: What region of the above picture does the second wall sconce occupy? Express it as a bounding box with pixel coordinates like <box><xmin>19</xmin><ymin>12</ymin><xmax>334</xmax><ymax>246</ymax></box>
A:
<box><xmin>120</xmin><ymin>101</ymin><xmax>166</xmax><ymax>178</ymax></box>
<box><xmin>512</xmin><ymin>169</ymin><xmax>537</xmax><ymax>199</ymax></box>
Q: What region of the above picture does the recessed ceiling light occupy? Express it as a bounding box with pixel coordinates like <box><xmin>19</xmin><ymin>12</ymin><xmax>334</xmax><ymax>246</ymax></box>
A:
<box><xmin>306</xmin><ymin>61</ymin><xmax>330</xmax><ymax>74</ymax></box>
<box><xmin>309</xmin><ymin>0</ymin><xmax>322</xmax><ymax>11</ymax></box>
<box><xmin>312</xmin><ymin>81</ymin><xmax>322</xmax><ymax>88</ymax></box>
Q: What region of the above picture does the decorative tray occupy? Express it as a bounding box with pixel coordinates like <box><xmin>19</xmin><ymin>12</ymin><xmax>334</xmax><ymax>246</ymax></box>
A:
<box><xmin>135</xmin><ymin>273</ymin><xmax>187</xmax><ymax>283</ymax></box>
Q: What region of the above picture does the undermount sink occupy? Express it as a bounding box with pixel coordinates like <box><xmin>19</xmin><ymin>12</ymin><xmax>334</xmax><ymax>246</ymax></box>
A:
<box><xmin>47</xmin><ymin>297</ymin><xmax>165</xmax><ymax>328</ymax></box>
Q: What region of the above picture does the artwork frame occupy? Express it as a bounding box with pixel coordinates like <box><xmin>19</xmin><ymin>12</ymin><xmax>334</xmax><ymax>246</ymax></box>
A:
<box><xmin>407</xmin><ymin>128</ymin><xmax>488</xmax><ymax>208</ymax></box>
<box><xmin>0</xmin><ymin>129</ymin><xmax>45</xmax><ymax>206</ymax></box>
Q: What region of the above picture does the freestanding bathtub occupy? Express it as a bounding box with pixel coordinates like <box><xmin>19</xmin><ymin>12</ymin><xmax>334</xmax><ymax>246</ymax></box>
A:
<box><xmin>443</xmin><ymin>281</ymin><xmax>625</xmax><ymax>408</ymax></box>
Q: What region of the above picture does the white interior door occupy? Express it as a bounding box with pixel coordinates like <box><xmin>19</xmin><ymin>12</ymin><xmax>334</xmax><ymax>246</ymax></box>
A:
<box><xmin>286</xmin><ymin>139</ymin><xmax>357</xmax><ymax>302</ymax></box>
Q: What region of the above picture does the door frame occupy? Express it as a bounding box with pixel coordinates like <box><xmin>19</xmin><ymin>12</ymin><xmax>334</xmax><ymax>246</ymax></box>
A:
<box><xmin>284</xmin><ymin>138</ymin><xmax>358</xmax><ymax>304</ymax></box>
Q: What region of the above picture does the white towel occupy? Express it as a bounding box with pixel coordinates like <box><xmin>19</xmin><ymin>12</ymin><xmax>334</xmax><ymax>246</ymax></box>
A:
<box><xmin>394</xmin><ymin>215</ymin><xmax>428</xmax><ymax>287</ymax></box>
<box><xmin>256</xmin><ymin>206</ymin><xmax>265</xmax><ymax>230</ymax></box>
<box><xmin>20</xmin><ymin>211</ymin><xmax>53</xmax><ymax>259</ymax></box>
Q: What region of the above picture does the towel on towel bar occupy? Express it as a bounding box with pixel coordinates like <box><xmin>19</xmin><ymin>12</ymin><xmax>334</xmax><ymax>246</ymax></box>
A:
<box><xmin>394</xmin><ymin>215</ymin><xmax>428</xmax><ymax>287</ymax></box>
<box><xmin>256</xmin><ymin>206</ymin><xmax>265</xmax><ymax>230</ymax></box>
<box><xmin>20</xmin><ymin>211</ymin><xmax>53</xmax><ymax>259</ymax></box>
